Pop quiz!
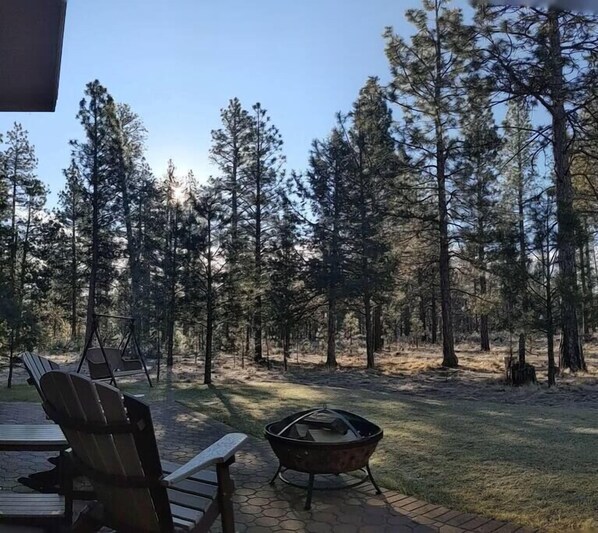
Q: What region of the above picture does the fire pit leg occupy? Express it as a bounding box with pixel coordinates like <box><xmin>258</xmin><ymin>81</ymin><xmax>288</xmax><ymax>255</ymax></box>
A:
<box><xmin>366</xmin><ymin>464</ymin><xmax>382</xmax><ymax>494</ymax></box>
<box><xmin>269</xmin><ymin>463</ymin><xmax>282</xmax><ymax>485</ymax></box>
<box><xmin>304</xmin><ymin>474</ymin><xmax>315</xmax><ymax>510</ymax></box>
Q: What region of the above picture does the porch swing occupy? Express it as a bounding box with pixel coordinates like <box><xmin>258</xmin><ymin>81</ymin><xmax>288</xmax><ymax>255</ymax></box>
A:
<box><xmin>76</xmin><ymin>313</ymin><xmax>153</xmax><ymax>388</ymax></box>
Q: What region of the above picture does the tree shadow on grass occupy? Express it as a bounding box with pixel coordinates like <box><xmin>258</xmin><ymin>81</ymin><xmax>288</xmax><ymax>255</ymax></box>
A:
<box><xmin>190</xmin><ymin>381</ymin><xmax>597</xmax><ymax>531</ymax></box>
<box><xmin>353</xmin><ymin>391</ymin><xmax>597</xmax><ymax>531</ymax></box>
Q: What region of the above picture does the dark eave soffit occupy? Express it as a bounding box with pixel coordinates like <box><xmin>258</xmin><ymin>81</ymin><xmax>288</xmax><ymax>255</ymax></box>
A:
<box><xmin>0</xmin><ymin>0</ymin><xmax>67</xmax><ymax>112</ymax></box>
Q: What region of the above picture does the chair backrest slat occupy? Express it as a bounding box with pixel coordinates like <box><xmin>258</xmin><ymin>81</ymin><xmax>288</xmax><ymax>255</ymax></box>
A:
<box><xmin>41</xmin><ymin>371</ymin><xmax>171</xmax><ymax>532</ymax></box>
<box><xmin>22</xmin><ymin>352</ymin><xmax>58</xmax><ymax>401</ymax></box>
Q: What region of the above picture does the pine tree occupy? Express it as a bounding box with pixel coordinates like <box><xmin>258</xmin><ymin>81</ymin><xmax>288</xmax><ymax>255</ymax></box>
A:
<box><xmin>343</xmin><ymin>78</ymin><xmax>400</xmax><ymax>369</ymax></box>
<box><xmin>0</xmin><ymin>131</ymin><xmax>8</xmax><ymax>353</ymax></box>
<box><xmin>135</xmin><ymin>171</ymin><xmax>165</xmax><ymax>355</ymax></box>
<box><xmin>199</xmin><ymin>186</ymin><xmax>225</xmax><ymax>384</ymax></box>
<box><xmin>268</xmin><ymin>194</ymin><xmax>313</xmax><ymax>370</ymax></box>
<box><xmin>529</xmin><ymin>188</ymin><xmax>558</xmax><ymax>385</ymax></box>
<box><xmin>55</xmin><ymin>161</ymin><xmax>86</xmax><ymax>342</ymax></box>
<box><xmin>455</xmin><ymin>79</ymin><xmax>501</xmax><ymax>351</ymax></box>
<box><xmin>1</xmin><ymin>123</ymin><xmax>40</xmax><ymax>386</ymax></box>
<box><xmin>571</xmin><ymin>98</ymin><xmax>598</xmax><ymax>337</ymax></box>
<box><xmin>385</xmin><ymin>0</ymin><xmax>474</xmax><ymax>367</ymax></box>
<box><xmin>476</xmin><ymin>6</ymin><xmax>596</xmax><ymax>371</ymax></box>
<box><xmin>241</xmin><ymin>103</ymin><xmax>284</xmax><ymax>363</ymax></box>
<box><xmin>501</xmin><ymin>98</ymin><xmax>536</xmax><ymax>366</ymax></box>
<box><xmin>112</xmin><ymin>103</ymin><xmax>150</xmax><ymax>323</ymax></box>
<box><xmin>304</xmin><ymin>128</ymin><xmax>352</xmax><ymax>368</ymax></box>
<box><xmin>15</xmin><ymin>176</ymin><xmax>48</xmax><ymax>348</ymax></box>
<box><xmin>162</xmin><ymin>160</ymin><xmax>184</xmax><ymax>367</ymax></box>
<box><xmin>210</xmin><ymin>98</ymin><xmax>252</xmax><ymax>353</ymax></box>
<box><xmin>71</xmin><ymin>80</ymin><xmax>120</xmax><ymax>344</ymax></box>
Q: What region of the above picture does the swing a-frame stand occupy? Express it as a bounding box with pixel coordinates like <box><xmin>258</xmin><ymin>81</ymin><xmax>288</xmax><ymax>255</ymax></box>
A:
<box><xmin>77</xmin><ymin>313</ymin><xmax>153</xmax><ymax>388</ymax></box>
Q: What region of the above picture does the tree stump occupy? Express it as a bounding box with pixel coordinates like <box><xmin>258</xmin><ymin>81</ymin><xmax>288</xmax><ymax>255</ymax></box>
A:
<box><xmin>505</xmin><ymin>358</ymin><xmax>537</xmax><ymax>386</ymax></box>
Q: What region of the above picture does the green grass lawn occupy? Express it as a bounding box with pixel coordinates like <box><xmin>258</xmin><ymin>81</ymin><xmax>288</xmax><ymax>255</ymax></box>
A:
<box><xmin>176</xmin><ymin>381</ymin><xmax>597</xmax><ymax>532</ymax></box>
<box><xmin>0</xmin><ymin>383</ymin><xmax>40</xmax><ymax>402</ymax></box>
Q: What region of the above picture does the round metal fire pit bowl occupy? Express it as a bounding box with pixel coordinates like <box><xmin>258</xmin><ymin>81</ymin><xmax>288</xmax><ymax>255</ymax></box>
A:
<box><xmin>265</xmin><ymin>408</ymin><xmax>383</xmax><ymax>509</ymax></box>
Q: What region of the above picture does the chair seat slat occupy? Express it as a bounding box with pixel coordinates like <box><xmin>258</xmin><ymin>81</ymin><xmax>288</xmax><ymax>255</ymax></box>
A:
<box><xmin>173</xmin><ymin>516</ymin><xmax>196</xmax><ymax>531</ymax></box>
<box><xmin>0</xmin><ymin>493</ymin><xmax>64</xmax><ymax>518</ymax></box>
<box><xmin>170</xmin><ymin>503</ymin><xmax>203</xmax><ymax>524</ymax></box>
<box><xmin>166</xmin><ymin>478</ymin><xmax>218</xmax><ymax>499</ymax></box>
<box><xmin>167</xmin><ymin>488</ymin><xmax>215</xmax><ymax>513</ymax></box>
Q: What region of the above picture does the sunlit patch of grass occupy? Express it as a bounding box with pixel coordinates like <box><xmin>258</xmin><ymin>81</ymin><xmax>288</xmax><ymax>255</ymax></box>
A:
<box><xmin>178</xmin><ymin>381</ymin><xmax>598</xmax><ymax>532</ymax></box>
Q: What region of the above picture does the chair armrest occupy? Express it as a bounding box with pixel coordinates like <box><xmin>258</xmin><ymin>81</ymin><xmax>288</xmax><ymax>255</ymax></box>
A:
<box><xmin>161</xmin><ymin>433</ymin><xmax>247</xmax><ymax>486</ymax></box>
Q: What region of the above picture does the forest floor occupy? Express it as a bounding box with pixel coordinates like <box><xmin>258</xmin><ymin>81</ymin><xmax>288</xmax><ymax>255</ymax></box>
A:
<box><xmin>165</xmin><ymin>339</ymin><xmax>598</xmax><ymax>407</ymax></box>
<box><xmin>1</xmin><ymin>341</ymin><xmax>597</xmax><ymax>531</ymax></box>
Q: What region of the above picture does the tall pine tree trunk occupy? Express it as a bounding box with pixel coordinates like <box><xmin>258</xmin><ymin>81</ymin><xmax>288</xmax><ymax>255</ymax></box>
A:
<box><xmin>544</xmin><ymin>231</ymin><xmax>556</xmax><ymax>386</ymax></box>
<box><xmin>585</xmin><ymin>237</ymin><xmax>595</xmax><ymax>333</ymax></box>
<box><xmin>253</xmin><ymin>199</ymin><xmax>263</xmax><ymax>363</ymax></box>
<box><xmin>364</xmin><ymin>291</ymin><xmax>374</xmax><ymax>369</ymax></box>
<box><xmin>579</xmin><ymin>238</ymin><xmax>589</xmax><ymax>336</ymax></box>
<box><xmin>253</xmin><ymin>119</ymin><xmax>263</xmax><ymax>363</ymax></box>
<box><xmin>418</xmin><ymin>271</ymin><xmax>428</xmax><ymax>343</ymax></box>
<box><xmin>326</xmin><ymin>288</ymin><xmax>337</xmax><ymax>367</ymax></box>
<box><xmin>548</xmin><ymin>9</ymin><xmax>585</xmax><ymax>372</ymax></box>
<box><xmin>517</xmin><ymin>153</ymin><xmax>528</xmax><ymax>366</ymax></box>
<box><xmin>479</xmin><ymin>267</ymin><xmax>490</xmax><ymax>352</ymax></box>
<box><xmin>7</xmin><ymin>170</ymin><xmax>18</xmax><ymax>387</ymax></box>
<box><xmin>283</xmin><ymin>324</ymin><xmax>290</xmax><ymax>371</ymax></box>
<box><xmin>166</xmin><ymin>207</ymin><xmax>178</xmax><ymax>368</ymax></box>
<box><xmin>14</xmin><ymin>201</ymin><xmax>32</xmax><ymax>364</ymax></box>
<box><xmin>357</xmin><ymin>149</ymin><xmax>375</xmax><ymax>369</ymax></box>
<box><xmin>227</xmin><ymin>153</ymin><xmax>240</xmax><ymax>352</ymax></box>
<box><xmin>432</xmin><ymin>5</ymin><xmax>457</xmax><ymax>367</ymax></box>
<box><xmin>121</xmin><ymin>170</ymin><xmax>142</xmax><ymax>328</ymax></box>
<box><xmin>437</xmin><ymin>148</ymin><xmax>458</xmax><ymax>367</ymax></box>
<box><xmin>478</xmin><ymin>193</ymin><xmax>490</xmax><ymax>352</ymax></box>
<box><xmin>204</xmin><ymin>218</ymin><xmax>214</xmax><ymax>385</ymax></box>
<box><xmin>431</xmin><ymin>287</ymin><xmax>438</xmax><ymax>344</ymax></box>
<box><xmin>326</xmin><ymin>169</ymin><xmax>342</xmax><ymax>368</ymax></box>
<box><xmin>84</xmin><ymin>155</ymin><xmax>99</xmax><ymax>346</ymax></box>
<box><xmin>9</xmin><ymin>164</ymin><xmax>18</xmax><ymax>299</ymax></box>
<box><xmin>70</xmin><ymin>199</ymin><xmax>78</xmax><ymax>341</ymax></box>
<box><xmin>374</xmin><ymin>305</ymin><xmax>384</xmax><ymax>352</ymax></box>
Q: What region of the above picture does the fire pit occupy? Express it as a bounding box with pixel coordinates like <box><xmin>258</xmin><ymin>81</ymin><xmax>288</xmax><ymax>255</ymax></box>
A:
<box><xmin>265</xmin><ymin>408</ymin><xmax>383</xmax><ymax>509</ymax></box>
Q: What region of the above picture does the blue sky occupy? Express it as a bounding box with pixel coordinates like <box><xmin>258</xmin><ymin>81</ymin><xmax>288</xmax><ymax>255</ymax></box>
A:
<box><xmin>1</xmin><ymin>0</ymin><xmax>465</xmax><ymax>206</ymax></box>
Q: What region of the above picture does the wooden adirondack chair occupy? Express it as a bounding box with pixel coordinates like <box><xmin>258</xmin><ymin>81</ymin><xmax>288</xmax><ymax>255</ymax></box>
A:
<box><xmin>39</xmin><ymin>371</ymin><xmax>247</xmax><ymax>532</ymax></box>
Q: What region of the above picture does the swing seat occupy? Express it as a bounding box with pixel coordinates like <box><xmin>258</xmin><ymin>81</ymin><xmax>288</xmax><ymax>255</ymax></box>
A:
<box><xmin>77</xmin><ymin>314</ymin><xmax>153</xmax><ymax>388</ymax></box>
<box><xmin>86</xmin><ymin>348</ymin><xmax>151</xmax><ymax>381</ymax></box>
<box><xmin>122</xmin><ymin>356</ymin><xmax>143</xmax><ymax>371</ymax></box>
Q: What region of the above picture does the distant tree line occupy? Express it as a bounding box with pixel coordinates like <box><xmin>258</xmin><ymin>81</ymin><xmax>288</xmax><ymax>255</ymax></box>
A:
<box><xmin>1</xmin><ymin>0</ymin><xmax>596</xmax><ymax>386</ymax></box>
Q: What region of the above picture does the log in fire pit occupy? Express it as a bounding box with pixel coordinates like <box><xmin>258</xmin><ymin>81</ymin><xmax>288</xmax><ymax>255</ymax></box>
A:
<box><xmin>265</xmin><ymin>408</ymin><xmax>383</xmax><ymax>509</ymax></box>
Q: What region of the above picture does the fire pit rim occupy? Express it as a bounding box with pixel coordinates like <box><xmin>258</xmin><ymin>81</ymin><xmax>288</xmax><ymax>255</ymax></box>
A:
<box><xmin>264</xmin><ymin>407</ymin><xmax>383</xmax><ymax>449</ymax></box>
